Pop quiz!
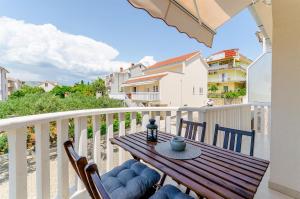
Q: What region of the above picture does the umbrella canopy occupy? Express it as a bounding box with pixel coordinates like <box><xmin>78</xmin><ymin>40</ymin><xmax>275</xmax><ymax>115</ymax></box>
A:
<box><xmin>128</xmin><ymin>0</ymin><xmax>253</xmax><ymax>47</ymax></box>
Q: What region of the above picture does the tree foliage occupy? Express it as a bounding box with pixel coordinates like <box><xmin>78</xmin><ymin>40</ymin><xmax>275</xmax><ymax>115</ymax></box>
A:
<box><xmin>91</xmin><ymin>78</ymin><xmax>107</xmax><ymax>96</ymax></box>
<box><xmin>9</xmin><ymin>85</ymin><xmax>45</xmax><ymax>99</ymax></box>
<box><xmin>208</xmin><ymin>84</ymin><xmax>218</xmax><ymax>93</ymax></box>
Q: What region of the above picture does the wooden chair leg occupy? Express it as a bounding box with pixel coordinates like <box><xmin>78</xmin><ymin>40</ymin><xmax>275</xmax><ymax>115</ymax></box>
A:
<box><xmin>159</xmin><ymin>173</ymin><xmax>167</xmax><ymax>187</ymax></box>
<box><xmin>131</xmin><ymin>154</ymin><xmax>140</xmax><ymax>161</ymax></box>
<box><xmin>185</xmin><ymin>188</ymin><xmax>190</xmax><ymax>194</ymax></box>
<box><xmin>198</xmin><ymin>194</ymin><xmax>204</xmax><ymax>199</ymax></box>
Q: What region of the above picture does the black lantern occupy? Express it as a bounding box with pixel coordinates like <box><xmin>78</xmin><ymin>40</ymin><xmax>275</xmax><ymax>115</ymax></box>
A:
<box><xmin>146</xmin><ymin>119</ymin><xmax>158</xmax><ymax>142</ymax></box>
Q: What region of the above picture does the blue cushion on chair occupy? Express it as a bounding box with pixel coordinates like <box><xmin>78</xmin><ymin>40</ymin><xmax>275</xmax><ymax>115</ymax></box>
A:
<box><xmin>150</xmin><ymin>185</ymin><xmax>194</xmax><ymax>199</ymax></box>
<box><xmin>101</xmin><ymin>159</ymin><xmax>160</xmax><ymax>199</ymax></box>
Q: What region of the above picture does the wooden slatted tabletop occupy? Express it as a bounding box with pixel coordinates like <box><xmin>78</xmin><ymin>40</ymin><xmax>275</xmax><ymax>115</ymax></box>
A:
<box><xmin>110</xmin><ymin>131</ymin><xmax>269</xmax><ymax>199</ymax></box>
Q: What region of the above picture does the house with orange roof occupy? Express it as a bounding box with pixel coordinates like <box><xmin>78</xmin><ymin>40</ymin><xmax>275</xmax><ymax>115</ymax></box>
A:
<box><xmin>122</xmin><ymin>52</ymin><xmax>208</xmax><ymax>107</ymax></box>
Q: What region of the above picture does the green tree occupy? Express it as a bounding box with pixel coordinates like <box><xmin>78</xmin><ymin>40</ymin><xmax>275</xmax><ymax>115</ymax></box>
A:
<box><xmin>51</xmin><ymin>85</ymin><xmax>72</xmax><ymax>98</ymax></box>
<box><xmin>91</xmin><ymin>78</ymin><xmax>107</xmax><ymax>96</ymax></box>
<box><xmin>224</xmin><ymin>91</ymin><xmax>239</xmax><ymax>99</ymax></box>
<box><xmin>71</xmin><ymin>81</ymin><xmax>94</xmax><ymax>96</ymax></box>
<box><xmin>208</xmin><ymin>84</ymin><xmax>218</xmax><ymax>93</ymax></box>
<box><xmin>236</xmin><ymin>87</ymin><xmax>246</xmax><ymax>96</ymax></box>
<box><xmin>10</xmin><ymin>85</ymin><xmax>45</xmax><ymax>99</ymax></box>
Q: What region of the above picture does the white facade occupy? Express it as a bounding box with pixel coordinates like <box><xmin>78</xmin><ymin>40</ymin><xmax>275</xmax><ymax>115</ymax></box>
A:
<box><xmin>247</xmin><ymin>52</ymin><xmax>272</xmax><ymax>104</ymax></box>
<box><xmin>0</xmin><ymin>66</ymin><xmax>8</xmax><ymax>101</ymax></box>
<box><xmin>128</xmin><ymin>63</ymin><xmax>146</xmax><ymax>78</ymax></box>
<box><xmin>7</xmin><ymin>78</ymin><xmax>23</xmax><ymax>96</ymax></box>
<box><xmin>123</xmin><ymin>52</ymin><xmax>208</xmax><ymax>107</ymax></box>
<box><xmin>38</xmin><ymin>81</ymin><xmax>57</xmax><ymax>92</ymax></box>
<box><xmin>105</xmin><ymin>69</ymin><xmax>129</xmax><ymax>94</ymax></box>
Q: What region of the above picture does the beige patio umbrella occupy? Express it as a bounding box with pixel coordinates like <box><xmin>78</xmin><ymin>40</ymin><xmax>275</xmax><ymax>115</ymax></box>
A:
<box><xmin>128</xmin><ymin>0</ymin><xmax>254</xmax><ymax>47</ymax></box>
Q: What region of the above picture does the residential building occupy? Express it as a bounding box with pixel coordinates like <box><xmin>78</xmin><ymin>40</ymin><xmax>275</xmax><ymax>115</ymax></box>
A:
<box><xmin>7</xmin><ymin>78</ymin><xmax>24</xmax><ymax>95</ymax></box>
<box><xmin>128</xmin><ymin>63</ymin><xmax>146</xmax><ymax>78</ymax></box>
<box><xmin>207</xmin><ymin>49</ymin><xmax>252</xmax><ymax>95</ymax></box>
<box><xmin>122</xmin><ymin>51</ymin><xmax>208</xmax><ymax>107</ymax></box>
<box><xmin>105</xmin><ymin>67</ymin><xmax>130</xmax><ymax>100</ymax></box>
<box><xmin>0</xmin><ymin>66</ymin><xmax>8</xmax><ymax>101</ymax></box>
<box><xmin>38</xmin><ymin>81</ymin><xmax>58</xmax><ymax>92</ymax></box>
<box><xmin>105</xmin><ymin>67</ymin><xmax>129</xmax><ymax>94</ymax></box>
<box><xmin>105</xmin><ymin>64</ymin><xmax>145</xmax><ymax>100</ymax></box>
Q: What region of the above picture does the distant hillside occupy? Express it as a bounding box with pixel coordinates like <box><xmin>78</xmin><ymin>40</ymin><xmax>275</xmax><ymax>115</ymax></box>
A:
<box><xmin>23</xmin><ymin>81</ymin><xmax>43</xmax><ymax>87</ymax></box>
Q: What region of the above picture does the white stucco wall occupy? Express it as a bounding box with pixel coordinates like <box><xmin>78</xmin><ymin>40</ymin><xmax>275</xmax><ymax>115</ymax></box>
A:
<box><xmin>247</xmin><ymin>52</ymin><xmax>272</xmax><ymax>103</ymax></box>
<box><xmin>110</xmin><ymin>72</ymin><xmax>129</xmax><ymax>93</ymax></box>
<box><xmin>181</xmin><ymin>55</ymin><xmax>208</xmax><ymax>107</ymax></box>
<box><xmin>159</xmin><ymin>73</ymin><xmax>183</xmax><ymax>106</ymax></box>
<box><xmin>39</xmin><ymin>83</ymin><xmax>56</xmax><ymax>92</ymax></box>
<box><xmin>159</xmin><ymin>55</ymin><xmax>208</xmax><ymax>107</ymax></box>
<box><xmin>270</xmin><ymin>1</ymin><xmax>300</xmax><ymax>197</ymax></box>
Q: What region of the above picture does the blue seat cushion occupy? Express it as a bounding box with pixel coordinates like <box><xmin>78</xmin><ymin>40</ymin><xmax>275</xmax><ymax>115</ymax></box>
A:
<box><xmin>101</xmin><ymin>159</ymin><xmax>160</xmax><ymax>199</ymax></box>
<box><xmin>150</xmin><ymin>185</ymin><xmax>194</xmax><ymax>199</ymax></box>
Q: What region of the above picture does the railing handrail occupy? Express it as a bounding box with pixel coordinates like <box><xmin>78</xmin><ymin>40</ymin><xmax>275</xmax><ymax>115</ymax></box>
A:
<box><xmin>0</xmin><ymin>107</ymin><xmax>178</xmax><ymax>131</ymax></box>
<box><xmin>131</xmin><ymin>92</ymin><xmax>160</xmax><ymax>94</ymax></box>
<box><xmin>179</xmin><ymin>104</ymin><xmax>251</xmax><ymax>112</ymax></box>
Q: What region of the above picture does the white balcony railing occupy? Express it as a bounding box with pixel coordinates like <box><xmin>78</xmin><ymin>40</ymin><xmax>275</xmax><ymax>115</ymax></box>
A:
<box><xmin>131</xmin><ymin>92</ymin><xmax>160</xmax><ymax>101</ymax></box>
<box><xmin>208</xmin><ymin>76</ymin><xmax>246</xmax><ymax>83</ymax></box>
<box><xmin>0</xmin><ymin>104</ymin><xmax>270</xmax><ymax>199</ymax></box>
<box><xmin>108</xmin><ymin>92</ymin><xmax>126</xmax><ymax>100</ymax></box>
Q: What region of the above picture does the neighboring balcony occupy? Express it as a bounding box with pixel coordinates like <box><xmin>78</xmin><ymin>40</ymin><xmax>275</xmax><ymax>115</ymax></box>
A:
<box><xmin>131</xmin><ymin>92</ymin><xmax>160</xmax><ymax>101</ymax></box>
<box><xmin>208</xmin><ymin>76</ymin><xmax>246</xmax><ymax>83</ymax></box>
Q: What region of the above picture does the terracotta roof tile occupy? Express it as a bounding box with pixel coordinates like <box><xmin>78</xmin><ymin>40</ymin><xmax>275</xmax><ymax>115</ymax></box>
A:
<box><xmin>146</xmin><ymin>51</ymin><xmax>199</xmax><ymax>70</ymax></box>
<box><xmin>124</xmin><ymin>73</ymin><xmax>167</xmax><ymax>84</ymax></box>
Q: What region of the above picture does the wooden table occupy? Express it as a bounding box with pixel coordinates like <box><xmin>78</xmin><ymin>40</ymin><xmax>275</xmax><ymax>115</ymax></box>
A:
<box><xmin>110</xmin><ymin>131</ymin><xmax>269</xmax><ymax>199</ymax></box>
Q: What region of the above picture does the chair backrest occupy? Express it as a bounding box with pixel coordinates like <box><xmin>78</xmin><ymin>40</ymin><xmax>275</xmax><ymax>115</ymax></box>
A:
<box><xmin>178</xmin><ymin>118</ymin><xmax>206</xmax><ymax>142</ymax></box>
<box><xmin>85</xmin><ymin>163</ymin><xmax>111</xmax><ymax>199</ymax></box>
<box><xmin>213</xmin><ymin>124</ymin><xmax>255</xmax><ymax>156</ymax></box>
<box><xmin>63</xmin><ymin>140</ymin><xmax>94</xmax><ymax>197</ymax></box>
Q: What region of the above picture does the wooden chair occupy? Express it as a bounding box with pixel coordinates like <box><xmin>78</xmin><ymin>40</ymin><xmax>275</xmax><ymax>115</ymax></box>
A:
<box><xmin>84</xmin><ymin>163</ymin><xmax>111</xmax><ymax>199</ymax></box>
<box><xmin>213</xmin><ymin>124</ymin><xmax>256</xmax><ymax>156</ymax></box>
<box><xmin>64</xmin><ymin>140</ymin><xmax>94</xmax><ymax>198</ymax></box>
<box><xmin>178</xmin><ymin>118</ymin><xmax>207</xmax><ymax>142</ymax></box>
<box><xmin>65</xmin><ymin>140</ymin><xmax>160</xmax><ymax>199</ymax></box>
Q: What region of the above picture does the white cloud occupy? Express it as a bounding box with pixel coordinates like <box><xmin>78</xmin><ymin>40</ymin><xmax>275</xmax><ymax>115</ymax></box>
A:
<box><xmin>138</xmin><ymin>56</ymin><xmax>156</xmax><ymax>66</ymax></box>
<box><xmin>0</xmin><ymin>17</ymin><xmax>130</xmax><ymax>84</ymax></box>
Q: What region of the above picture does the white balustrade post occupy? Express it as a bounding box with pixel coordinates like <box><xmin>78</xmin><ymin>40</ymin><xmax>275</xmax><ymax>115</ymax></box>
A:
<box><xmin>253</xmin><ymin>106</ymin><xmax>259</xmax><ymax>132</ymax></box>
<box><xmin>176</xmin><ymin>111</ymin><xmax>182</xmax><ymax>135</ymax></box>
<box><xmin>35</xmin><ymin>123</ymin><xmax>50</xmax><ymax>199</ymax></box>
<box><xmin>74</xmin><ymin>117</ymin><xmax>87</xmax><ymax>190</ymax></box>
<box><xmin>188</xmin><ymin>111</ymin><xmax>193</xmax><ymax>121</ymax></box>
<box><xmin>106</xmin><ymin>113</ymin><xmax>114</xmax><ymax>170</ymax></box>
<box><xmin>198</xmin><ymin>111</ymin><xmax>206</xmax><ymax>141</ymax></box>
<box><xmin>142</xmin><ymin>111</ymin><xmax>149</xmax><ymax>131</ymax></box>
<box><xmin>118</xmin><ymin>113</ymin><xmax>126</xmax><ymax>164</ymax></box>
<box><xmin>56</xmin><ymin>119</ymin><xmax>69</xmax><ymax>199</ymax></box>
<box><xmin>155</xmin><ymin>112</ymin><xmax>160</xmax><ymax>130</ymax></box>
<box><xmin>92</xmin><ymin>115</ymin><xmax>101</xmax><ymax>167</ymax></box>
<box><xmin>8</xmin><ymin>128</ymin><xmax>27</xmax><ymax>199</ymax></box>
<box><xmin>165</xmin><ymin>111</ymin><xmax>171</xmax><ymax>133</ymax></box>
<box><xmin>131</xmin><ymin>112</ymin><xmax>137</xmax><ymax>134</ymax></box>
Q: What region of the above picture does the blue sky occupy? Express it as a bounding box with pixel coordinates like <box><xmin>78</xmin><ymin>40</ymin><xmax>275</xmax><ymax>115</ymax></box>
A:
<box><xmin>0</xmin><ymin>0</ymin><xmax>261</xmax><ymax>85</ymax></box>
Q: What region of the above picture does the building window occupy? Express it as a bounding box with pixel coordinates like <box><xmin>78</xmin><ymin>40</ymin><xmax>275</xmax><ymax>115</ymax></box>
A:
<box><xmin>45</xmin><ymin>83</ymin><xmax>48</xmax><ymax>87</ymax></box>
<box><xmin>199</xmin><ymin>87</ymin><xmax>203</xmax><ymax>95</ymax></box>
<box><xmin>224</xmin><ymin>86</ymin><xmax>229</xmax><ymax>92</ymax></box>
<box><xmin>193</xmin><ymin>86</ymin><xmax>195</xmax><ymax>95</ymax></box>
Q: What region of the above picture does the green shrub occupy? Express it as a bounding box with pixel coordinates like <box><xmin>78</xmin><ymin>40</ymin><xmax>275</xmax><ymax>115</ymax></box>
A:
<box><xmin>0</xmin><ymin>133</ymin><xmax>8</xmax><ymax>154</ymax></box>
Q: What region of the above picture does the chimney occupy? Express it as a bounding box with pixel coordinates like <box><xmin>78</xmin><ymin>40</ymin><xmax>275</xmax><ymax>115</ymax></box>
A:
<box><xmin>120</xmin><ymin>67</ymin><xmax>123</xmax><ymax>72</ymax></box>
